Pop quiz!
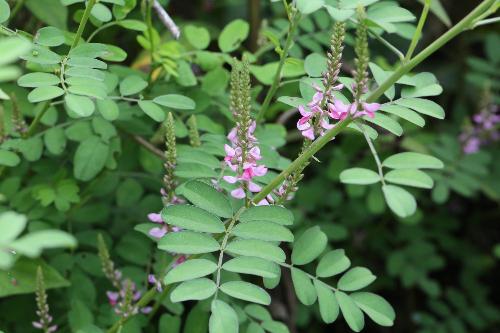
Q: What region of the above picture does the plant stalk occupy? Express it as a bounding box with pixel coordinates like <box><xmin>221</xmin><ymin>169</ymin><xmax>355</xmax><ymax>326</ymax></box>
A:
<box><xmin>256</xmin><ymin>11</ymin><xmax>301</xmax><ymax>122</ymax></box>
<box><xmin>70</xmin><ymin>0</ymin><xmax>97</xmax><ymax>50</ymax></box>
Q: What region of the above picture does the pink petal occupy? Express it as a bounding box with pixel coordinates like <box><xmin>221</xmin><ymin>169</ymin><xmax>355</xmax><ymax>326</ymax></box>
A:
<box><xmin>297</xmin><ymin>117</ymin><xmax>311</xmax><ymax>131</ymax></box>
<box><xmin>148</xmin><ymin>274</ymin><xmax>157</xmax><ymax>284</ymax></box>
<box><xmin>147</xmin><ymin>213</ymin><xmax>163</xmax><ymax>223</ymax></box>
<box><xmin>253</xmin><ymin>165</ymin><xmax>268</xmax><ymax>177</ymax></box>
<box><xmin>298</xmin><ymin>105</ymin><xmax>311</xmax><ymax>117</ymax></box>
<box><xmin>149</xmin><ymin>227</ymin><xmax>167</xmax><ymax>238</ymax></box>
<box><xmin>224</xmin><ymin>144</ymin><xmax>235</xmax><ymax>157</ymax></box>
<box><xmin>223</xmin><ymin>175</ymin><xmax>239</xmax><ymax>184</ymax></box>
<box><xmin>248</xmin><ymin>182</ymin><xmax>262</xmax><ymax>192</ymax></box>
<box><xmin>302</xmin><ymin>128</ymin><xmax>315</xmax><ymax>140</ymax></box>
<box><xmin>231</xmin><ymin>188</ymin><xmax>246</xmax><ymax>199</ymax></box>
<box><xmin>363</xmin><ymin>102</ymin><xmax>381</xmax><ymax>113</ymax></box>
<box><xmin>257</xmin><ymin>199</ymin><xmax>270</xmax><ymax>206</ymax></box>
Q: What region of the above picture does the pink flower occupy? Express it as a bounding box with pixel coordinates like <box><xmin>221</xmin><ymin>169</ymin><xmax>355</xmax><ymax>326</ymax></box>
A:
<box><xmin>360</xmin><ymin>102</ymin><xmax>380</xmax><ymax>118</ymax></box>
<box><xmin>148</xmin><ymin>274</ymin><xmax>163</xmax><ymax>292</ymax></box>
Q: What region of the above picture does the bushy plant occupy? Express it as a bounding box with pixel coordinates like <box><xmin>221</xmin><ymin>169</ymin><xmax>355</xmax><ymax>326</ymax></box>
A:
<box><xmin>0</xmin><ymin>0</ymin><xmax>498</xmax><ymax>333</ymax></box>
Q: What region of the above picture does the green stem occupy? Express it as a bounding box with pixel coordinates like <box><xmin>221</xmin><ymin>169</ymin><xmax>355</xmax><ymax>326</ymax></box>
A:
<box><xmin>87</xmin><ymin>21</ymin><xmax>119</xmax><ymax>42</ymax></box>
<box><xmin>359</xmin><ymin>120</ymin><xmax>385</xmax><ymax>185</ymax></box>
<box><xmin>9</xmin><ymin>0</ymin><xmax>26</xmax><ymax>24</ymax></box>
<box><xmin>256</xmin><ymin>11</ymin><xmax>300</xmax><ymax>122</ymax></box>
<box><xmin>473</xmin><ymin>16</ymin><xmax>500</xmax><ymax>27</ymax></box>
<box><xmin>26</xmin><ymin>102</ymin><xmax>50</xmax><ymax>137</ymax></box>
<box><xmin>253</xmin><ymin>0</ymin><xmax>496</xmax><ymax>203</ymax></box>
<box><xmin>405</xmin><ymin>0</ymin><xmax>431</xmax><ymax>62</ymax></box>
<box><xmin>70</xmin><ymin>0</ymin><xmax>97</xmax><ymax>50</ymax></box>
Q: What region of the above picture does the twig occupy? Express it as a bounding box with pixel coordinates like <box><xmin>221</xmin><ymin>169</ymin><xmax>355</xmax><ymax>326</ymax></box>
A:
<box><xmin>152</xmin><ymin>0</ymin><xmax>180</xmax><ymax>39</ymax></box>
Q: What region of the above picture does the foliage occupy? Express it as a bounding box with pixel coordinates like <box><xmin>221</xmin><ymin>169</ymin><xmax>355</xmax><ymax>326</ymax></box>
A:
<box><xmin>0</xmin><ymin>0</ymin><xmax>498</xmax><ymax>333</ymax></box>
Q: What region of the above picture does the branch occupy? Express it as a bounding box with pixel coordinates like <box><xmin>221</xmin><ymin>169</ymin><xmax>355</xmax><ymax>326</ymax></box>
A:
<box><xmin>152</xmin><ymin>0</ymin><xmax>180</xmax><ymax>39</ymax></box>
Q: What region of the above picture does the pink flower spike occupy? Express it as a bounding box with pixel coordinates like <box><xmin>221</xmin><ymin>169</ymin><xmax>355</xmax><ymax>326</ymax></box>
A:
<box><xmin>147</xmin><ymin>213</ymin><xmax>163</xmax><ymax>223</ymax></box>
<box><xmin>231</xmin><ymin>188</ymin><xmax>246</xmax><ymax>199</ymax></box>
<box><xmin>297</xmin><ymin>117</ymin><xmax>312</xmax><ymax>131</ymax></box>
<box><xmin>149</xmin><ymin>227</ymin><xmax>167</xmax><ymax>238</ymax></box>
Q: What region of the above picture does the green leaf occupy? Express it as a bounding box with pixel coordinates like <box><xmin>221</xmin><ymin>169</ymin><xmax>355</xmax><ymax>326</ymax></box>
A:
<box><xmin>232</xmin><ymin>221</ymin><xmax>294</xmax><ymax>243</ymax></box>
<box><xmin>245</xmin><ymin>304</ymin><xmax>272</xmax><ymax>322</ymax></box>
<box><xmin>385</xmin><ymin>169</ymin><xmax>434</xmax><ymax>189</ymax></box>
<box><xmin>44</xmin><ymin>127</ymin><xmax>66</xmax><ymax>155</ymax></box>
<box><xmin>0</xmin><ymin>0</ymin><xmax>10</xmax><ymax>24</ymax></box>
<box><xmin>69</xmin><ymin>43</ymin><xmax>109</xmax><ymax>59</ymax></box>
<box><xmin>68</xmin><ymin>83</ymin><xmax>107</xmax><ymax>100</ymax></box>
<box><xmin>73</xmin><ymin>136</ymin><xmax>109</xmax><ymax>181</ymax></box>
<box><xmin>351</xmin><ymin>292</ymin><xmax>395</xmax><ymax>326</ymax></box>
<box><xmin>67</xmin><ymin>56</ymin><xmax>107</xmax><ymax>69</ymax></box>
<box><xmin>209</xmin><ymin>300</ymin><xmax>238</xmax><ymax>333</ymax></box>
<box><xmin>138</xmin><ymin>100</ymin><xmax>165</xmax><ymax>122</ymax></box>
<box><xmin>340</xmin><ymin>168</ymin><xmax>381</xmax><ymax>185</ymax></box>
<box><xmin>119</xmin><ymin>75</ymin><xmax>148</xmax><ymax>96</ymax></box>
<box><xmin>220</xmin><ymin>281</ymin><xmax>271</xmax><ymax>305</ymax></box>
<box><xmin>174</xmin><ymin>163</ymin><xmax>218</xmax><ymax>179</ymax></box>
<box><xmin>247</xmin><ymin>322</ymin><xmax>265</xmax><ymax>333</ymax></box>
<box><xmin>117</xmin><ymin>19</ymin><xmax>147</xmax><ymax>31</ymax></box>
<box><xmin>185</xmin><ymin>25</ymin><xmax>210</xmax><ymax>50</ymax></box>
<box><xmin>25</xmin><ymin>0</ymin><xmax>67</xmax><ymax>29</ymax></box>
<box><xmin>153</xmin><ymin>94</ymin><xmax>196</xmax><ymax>110</ymax></box>
<box><xmin>402</xmin><ymin>84</ymin><xmax>443</xmax><ymax>98</ymax></box>
<box><xmin>21</xmin><ymin>45</ymin><xmax>61</xmax><ymax>65</ymax></box>
<box><xmin>0</xmin><ymin>258</ymin><xmax>69</xmax><ymax>297</ymax></box>
<box><xmin>0</xmin><ymin>150</ymin><xmax>21</xmax><ymax>167</ymax></box>
<box><xmin>314</xmin><ymin>279</ymin><xmax>339</xmax><ymax>324</ymax></box>
<box><xmin>325</xmin><ymin>6</ymin><xmax>355</xmax><ymax>22</ymax></box>
<box><xmin>296</xmin><ymin>0</ymin><xmax>325</xmax><ymax>14</ymax></box>
<box><xmin>383</xmin><ymin>152</ymin><xmax>444</xmax><ymax>169</ymax></box>
<box><xmin>10</xmin><ymin>230</ymin><xmax>77</xmax><ymax>257</ymax></box>
<box><xmin>418</xmin><ymin>0</ymin><xmax>451</xmax><ymax>27</ymax></box>
<box><xmin>91</xmin><ymin>3</ymin><xmax>112</xmax><ymax>22</ymax></box>
<box><xmin>177</xmin><ymin>181</ymin><xmax>233</xmax><ymax>218</ymax></box>
<box><xmin>364</xmin><ymin>113</ymin><xmax>403</xmax><ymax>136</ymax></box>
<box><xmin>379</xmin><ymin>104</ymin><xmax>425</xmax><ymax>127</ymax></box>
<box><xmin>382</xmin><ymin>185</ymin><xmax>417</xmax><ymax>218</ymax></box>
<box><xmin>161</xmin><ymin>205</ymin><xmax>225</xmax><ymax>233</ymax></box>
<box><xmin>0</xmin><ymin>37</ymin><xmax>31</xmax><ymax>67</ymax></box>
<box><xmin>395</xmin><ymin>98</ymin><xmax>445</xmax><ymax>119</ymax></box>
<box><xmin>338</xmin><ymin>267</ymin><xmax>376</xmax><ymax>291</ymax></box>
<box><xmin>304</xmin><ymin>53</ymin><xmax>327</xmax><ymax>77</ymax></box>
<box><xmin>164</xmin><ymin>259</ymin><xmax>218</xmax><ymax>284</ymax></box>
<box><xmin>369</xmin><ymin>63</ymin><xmax>395</xmax><ymax>100</ymax></box>
<box><xmin>28</xmin><ymin>86</ymin><xmax>64</xmax><ymax>103</ymax></box>
<box><xmin>170</xmin><ymin>278</ymin><xmax>216</xmax><ymax>302</ymax></box>
<box><xmin>0</xmin><ymin>211</ymin><xmax>27</xmax><ymax>243</ymax></box>
<box><xmin>18</xmin><ymin>72</ymin><xmax>60</xmax><ymax>88</ymax></box>
<box><xmin>291</xmin><ymin>267</ymin><xmax>317</xmax><ymax>305</ymax></box>
<box><xmin>239</xmin><ymin>205</ymin><xmax>294</xmax><ymax>226</ymax></box>
<box><xmin>157</xmin><ymin>231</ymin><xmax>220</xmax><ymax>254</ymax></box>
<box><xmin>292</xmin><ymin>226</ymin><xmax>327</xmax><ymax>265</ymax></box>
<box><xmin>336</xmin><ymin>291</ymin><xmax>365</xmax><ymax>332</ymax></box>
<box><xmin>96</xmin><ymin>99</ymin><xmax>119</xmax><ymax>121</ymax></box>
<box><xmin>35</xmin><ymin>26</ymin><xmax>65</xmax><ymax>47</ymax></box>
<box><xmin>65</xmin><ymin>67</ymin><xmax>105</xmax><ymax>81</ymax></box>
<box><xmin>218</xmin><ymin>19</ymin><xmax>249</xmax><ymax>52</ymax></box>
<box><xmin>65</xmin><ymin>94</ymin><xmax>96</xmax><ymax>117</ymax></box>
<box><xmin>316</xmin><ymin>249</ymin><xmax>351</xmax><ymax>278</ymax></box>
<box><xmin>226</xmin><ymin>239</ymin><xmax>286</xmax><ymax>263</ymax></box>
<box><xmin>222</xmin><ymin>256</ymin><xmax>280</xmax><ymax>278</ymax></box>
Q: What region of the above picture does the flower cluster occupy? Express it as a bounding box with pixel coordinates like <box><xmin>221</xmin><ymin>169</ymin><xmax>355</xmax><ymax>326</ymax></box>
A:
<box><xmin>222</xmin><ymin>59</ymin><xmax>268</xmax><ymax>204</ymax></box>
<box><xmin>98</xmin><ymin>234</ymin><xmax>152</xmax><ymax>316</ymax></box>
<box><xmin>147</xmin><ymin>212</ymin><xmax>183</xmax><ymax>238</ymax></box>
<box><xmin>33</xmin><ymin>267</ymin><xmax>57</xmax><ymax>333</ymax></box>
<box><xmin>460</xmin><ymin>103</ymin><xmax>499</xmax><ymax>154</ymax></box>
<box><xmin>223</xmin><ymin>122</ymin><xmax>268</xmax><ymax>200</ymax></box>
<box><xmin>107</xmin><ymin>280</ymin><xmax>152</xmax><ymax>317</ymax></box>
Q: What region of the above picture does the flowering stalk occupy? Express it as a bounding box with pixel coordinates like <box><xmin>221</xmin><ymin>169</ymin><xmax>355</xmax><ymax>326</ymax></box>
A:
<box><xmin>33</xmin><ymin>267</ymin><xmax>57</xmax><ymax>333</ymax></box>
<box><xmin>187</xmin><ymin>115</ymin><xmax>201</xmax><ymax>147</ymax></box>
<box><xmin>223</xmin><ymin>59</ymin><xmax>268</xmax><ymax>205</ymax></box>
<box><xmin>460</xmin><ymin>89</ymin><xmax>499</xmax><ymax>154</ymax></box>
<box><xmin>98</xmin><ymin>234</ymin><xmax>122</xmax><ymax>290</ymax></box>
<box><xmin>10</xmin><ymin>94</ymin><xmax>28</xmax><ymax>136</ymax></box>
<box><xmin>98</xmin><ymin>234</ymin><xmax>152</xmax><ymax>316</ymax></box>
